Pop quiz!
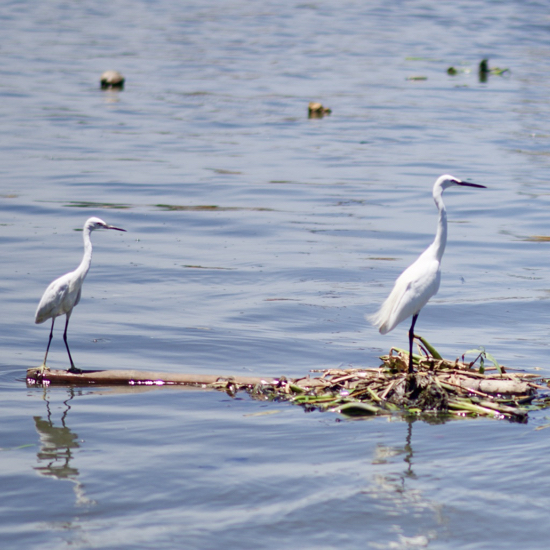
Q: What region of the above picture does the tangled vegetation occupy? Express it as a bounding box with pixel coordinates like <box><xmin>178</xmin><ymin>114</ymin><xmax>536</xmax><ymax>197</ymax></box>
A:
<box><xmin>216</xmin><ymin>341</ymin><xmax>549</xmax><ymax>423</ymax></box>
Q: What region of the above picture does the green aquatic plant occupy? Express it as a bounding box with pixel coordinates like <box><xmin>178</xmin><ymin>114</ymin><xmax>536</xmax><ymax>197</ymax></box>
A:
<box><xmin>462</xmin><ymin>347</ymin><xmax>502</xmax><ymax>374</ymax></box>
<box><xmin>479</xmin><ymin>58</ymin><xmax>510</xmax><ymax>77</ymax></box>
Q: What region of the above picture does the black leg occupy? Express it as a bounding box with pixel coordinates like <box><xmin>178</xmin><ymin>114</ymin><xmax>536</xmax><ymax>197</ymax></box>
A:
<box><xmin>41</xmin><ymin>318</ymin><xmax>55</xmax><ymax>369</ymax></box>
<box><xmin>408</xmin><ymin>313</ymin><xmax>419</xmax><ymax>374</ymax></box>
<box><xmin>63</xmin><ymin>313</ymin><xmax>80</xmax><ymax>374</ymax></box>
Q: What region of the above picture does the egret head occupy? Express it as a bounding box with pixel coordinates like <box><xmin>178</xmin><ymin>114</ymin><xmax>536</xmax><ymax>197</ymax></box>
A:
<box><xmin>433</xmin><ymin>174</ymin><xmax>486</xmax><ymax>197</ymax></box>
<box><xmin>85</xmin><ymin>217</ymin><xmax>126</xmax><ymax>232</ymax></box>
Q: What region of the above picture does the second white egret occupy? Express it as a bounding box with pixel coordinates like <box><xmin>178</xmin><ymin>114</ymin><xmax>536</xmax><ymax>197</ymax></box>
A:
<box><xmin>35</xmin><ymin>217</ymin><xmax>126</xmax><ymax>373</ymax></box>
<box><xmin>369</xmin><ymin>175</ymin><xmax>486</xmax><ymax>373</ymax></box>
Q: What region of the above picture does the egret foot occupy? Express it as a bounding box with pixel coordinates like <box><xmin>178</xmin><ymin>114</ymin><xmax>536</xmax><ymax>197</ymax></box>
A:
<box><xmin>67</xmin><ymin>366</ymin><xmax>83</xmax><ymax>375</ymax></box>
<box><xmin>37</xmin><ymin>364</ymin><xmax>50</xmax><ymax>376</ymax></box>
<box><xmin>405</xmin><ymin>372</ymin><xmax>418</xmax><ymax>394</ymax></box>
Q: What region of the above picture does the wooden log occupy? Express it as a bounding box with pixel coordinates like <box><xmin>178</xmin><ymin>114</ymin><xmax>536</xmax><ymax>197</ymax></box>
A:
<box><xmin>25</xmin><ymin>367</ymin><xmax>328</xmax><ymax>389</ymax></box>
<box><xmin>440</xmin><ymin>374</ymin><xmax>533</xmax><ymax>395</ymax></box>
<box><xmin>26</xmin><ymin>367</ymin><xmax>277</xmax><ymax>387</ymax></box>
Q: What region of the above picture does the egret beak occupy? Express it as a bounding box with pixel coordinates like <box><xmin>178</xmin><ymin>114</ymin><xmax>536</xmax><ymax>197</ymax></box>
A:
<box><xmin>456</xmin><ymin>181</ymin><xmax>487</xmax><ymax>189</ymax></box>
<box><xmin>107</xmin><ymin>225</ymin><xmax>126</xmax><ymax>232</ymax></box>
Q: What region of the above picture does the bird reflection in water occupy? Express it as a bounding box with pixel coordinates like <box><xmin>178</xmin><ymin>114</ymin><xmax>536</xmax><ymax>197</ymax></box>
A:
<box><xmin>33</xmin><ymin>388</ymin><xmax>95</xmax><ymax>507</ymax></box>
<box><xmin>368</xmin><ymin>421</ymin><xmax>447</xmax><ymax>547</ymax></box>
<box><xmin>372</xmin><ymin>421</ymin><xmax>415</xmax><ymax>479</ymax></box>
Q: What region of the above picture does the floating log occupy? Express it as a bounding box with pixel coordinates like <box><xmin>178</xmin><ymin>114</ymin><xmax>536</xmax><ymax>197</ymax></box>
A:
<box><xmin>26</xmin><ymin>367</ymin><xmax>275</xmax><ymax>387</ymax></box>
<box><xmin>25</xmin><ymin>367</ymin><xmax>327</xmax><ymax>389</ymax></box>
<box><xmin>437</xmin><ymin>373</ymin><xmax>532</xmax><ymax>396</ymax></box>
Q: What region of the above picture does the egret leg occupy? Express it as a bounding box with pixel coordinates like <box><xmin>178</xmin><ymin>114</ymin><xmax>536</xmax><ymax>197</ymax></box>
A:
<box><xmin>39</xmin><ymin>318</ymin><xmax>55</xmax><ymax>373</ymax></box>
<box><xmin>408</xmin><ymin>313</ymin><xmax>419</xmax><ymax>374</ymax></box>
<box><xmin>63</xmin><ymin>313</ymin><xmax>81</xmax><ymax>374</ymax></box>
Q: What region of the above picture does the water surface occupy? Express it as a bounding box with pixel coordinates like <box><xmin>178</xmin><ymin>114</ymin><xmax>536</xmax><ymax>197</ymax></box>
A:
<box><xmin>2</xmin><ymin>1</ymin><xmax>550</xmax><ymax>548</ymax></box>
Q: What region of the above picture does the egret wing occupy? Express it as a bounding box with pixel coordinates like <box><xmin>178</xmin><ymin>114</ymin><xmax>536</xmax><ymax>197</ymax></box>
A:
<box><xmin>374</xmin><ymin>256</ymin><xmax>440</xmax><ymax>334</ymax></box>
<box><xmin>35</xmin><ymin>273</ymin><xmax>73</xmax><ymax>324</ymax></box>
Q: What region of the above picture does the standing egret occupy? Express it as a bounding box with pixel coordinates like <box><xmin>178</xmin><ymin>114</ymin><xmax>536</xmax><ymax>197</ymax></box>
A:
<box><xmin>369</xmin><ymin>175</ymin><xmax>486</xmax><ymax>373</ymax></box>
<box><xmin>35</xmin><ymin>217</ymin><xmax>126</xmax><ymax>373</ymax></box>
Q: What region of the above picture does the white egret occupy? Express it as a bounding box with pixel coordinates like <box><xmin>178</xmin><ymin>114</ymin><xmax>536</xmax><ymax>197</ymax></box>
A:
<box><xmin>369</xmin><ymin>175</ymin><xmax>486</xmax><ymax>373</ymax></box>
<box><xmin>35</xmin><ymin>217</ymin><xmax>126</xmax><ymax>373</ymax></box>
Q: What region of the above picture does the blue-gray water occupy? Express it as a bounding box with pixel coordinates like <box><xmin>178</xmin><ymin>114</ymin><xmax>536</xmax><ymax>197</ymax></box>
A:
<box><xmin>2</xmin><ymin>1</ymin><xmax>550</xmax><ymax>548</ymax></box>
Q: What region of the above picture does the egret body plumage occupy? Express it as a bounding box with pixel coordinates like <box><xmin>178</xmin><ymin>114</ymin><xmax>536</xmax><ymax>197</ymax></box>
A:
<box><xmin>369</xmin><ymin>175</ymin><xmax>486</xmax><ymax>373</ymax></box>
<box><xmin>35</xmin><ymin>217</ymin><xmax>125</xmax><ymax>373</ymax></box>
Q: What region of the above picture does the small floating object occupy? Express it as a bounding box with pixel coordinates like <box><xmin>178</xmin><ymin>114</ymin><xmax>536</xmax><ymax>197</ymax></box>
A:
<box><xmin>524</xmin><ymin>235</ymin><xmax>550</xmax><ymax>242</ymax></box>
<box><xmin>406</xmin><ymin>75</ymin><xmax>427</xmax><ymax>81</ymax></box>
<box><xmin>446</xmin><ymin>65</ymin><xmax>471</xmax><ymax>76</ymax></box>
<box><xmin>308</xmin><ymin>101</ymin><xmax>331</xmax><ymax>118</ymax></box>
<box><xmin>479</xmin><ymin>59</ymin><xmax>510</xmax><ymax>82</ymax></box>
<box><xmin>100</xmin><ymin>70</ymin><xmax>125</xmax><ymax>90</ymax></box>
<box><xmin>479</xmin><ymin>59</ymin><xmax>492</xmax><ymax>75</ymax></box>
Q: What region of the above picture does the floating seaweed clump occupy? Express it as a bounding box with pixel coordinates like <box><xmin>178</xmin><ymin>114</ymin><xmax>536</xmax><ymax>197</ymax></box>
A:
<box><xmin>215</xmin><ymin>345</ymin><xmax>550</xmax><ymax>423</ymax></box>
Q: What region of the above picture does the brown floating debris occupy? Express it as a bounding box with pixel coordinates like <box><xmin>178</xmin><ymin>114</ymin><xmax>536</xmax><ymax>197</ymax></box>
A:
<box><xmin>26</xmin><ymin>345</ymin><xmax>550</xmax><ymax>423</ymax></box>
<box><xmin>100</xmin><ymin>70</ymin><xmax>125</xmax><ymax>90</ymax></box>
<box><xmin>308</xmin><ymin>101</ymin><xmax>331</xmax><ymax>118</ymax></box>
<box><xmin>524</xmin><ymin>235</ymin><xmax>550</xmax><ymax>242</ymax></box>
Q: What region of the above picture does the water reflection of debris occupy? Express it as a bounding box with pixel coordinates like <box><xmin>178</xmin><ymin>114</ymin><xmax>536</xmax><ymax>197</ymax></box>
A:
<box><xmin>33</xmin><ymin>388</ymin><xmax>95</xmax><ymax>507</ymax></box>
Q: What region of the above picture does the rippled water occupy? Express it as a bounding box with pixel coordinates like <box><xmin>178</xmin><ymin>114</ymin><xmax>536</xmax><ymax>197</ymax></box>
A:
<box><xmin>3</xmin><ymin>0</ymin><xmax>550</xmax><ymax>548</ymax></box>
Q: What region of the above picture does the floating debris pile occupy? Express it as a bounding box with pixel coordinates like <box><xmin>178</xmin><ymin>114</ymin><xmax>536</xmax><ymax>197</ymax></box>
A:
<box><xmin>26</xmin><ymin>344</ymin><xmax>550</xmax><ymax>422</ymax></box>
<box><xmin>218</xmin><ymin>348</ymin><xmax>549</xmax><ymax>423</ymax></box>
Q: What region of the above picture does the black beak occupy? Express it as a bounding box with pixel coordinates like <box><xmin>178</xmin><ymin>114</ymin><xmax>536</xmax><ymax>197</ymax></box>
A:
<box><xmin>456</xmin><ymin>181</ymin><xmax>487</xmax><ymax>189</ymax></box>
<box><xmin>107</xmin><ymin>225</ymin><xmax>126</xmax><ymax>232</ymax></box>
